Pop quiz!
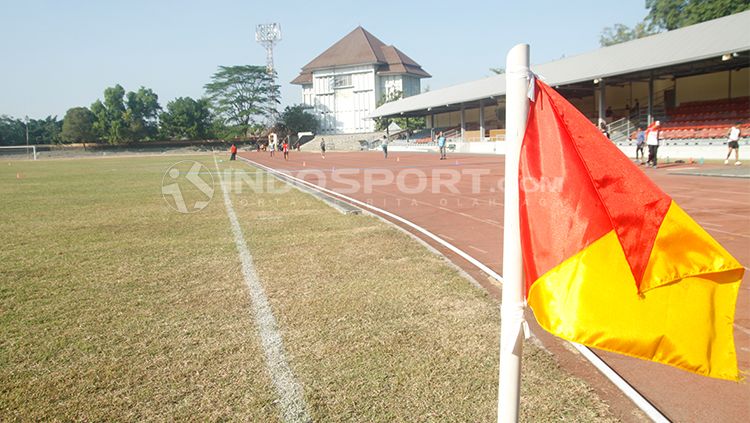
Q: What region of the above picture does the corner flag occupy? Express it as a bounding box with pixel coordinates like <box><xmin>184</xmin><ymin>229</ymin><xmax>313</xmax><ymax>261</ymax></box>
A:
<box><xmin>519</xmin><ymin>79</ymin><xmax>744</xmax><ymax>380</ymax></box>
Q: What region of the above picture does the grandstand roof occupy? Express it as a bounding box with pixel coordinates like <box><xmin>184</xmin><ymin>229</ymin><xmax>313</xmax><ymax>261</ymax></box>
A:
<box><xmin>291</xmin><ymin>26</ymin><xmax>431</xmax><ymax>85</ymax></box>
<box><xmin>372</xmin><ymin>11</ymin><xmax>750</xmax><ymax>118</ymax></box>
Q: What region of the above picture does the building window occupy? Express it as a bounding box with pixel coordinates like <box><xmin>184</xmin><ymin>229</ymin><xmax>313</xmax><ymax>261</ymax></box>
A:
<box><xmin>333</xmin><ymin>74</ymin><xmax>352</xmax><ymax>89</ymax></box>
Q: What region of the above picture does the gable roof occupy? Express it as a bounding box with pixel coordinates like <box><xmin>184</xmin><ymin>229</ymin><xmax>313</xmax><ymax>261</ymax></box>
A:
<box><xmin>372</xmin><ymin>10</ymin><xmax>750</xmax><ymax>118</ymax></box>
<box><xmin>291</xmin><ymin>26</ymin><xmax>430</xmax><ymax>84</ymax></box>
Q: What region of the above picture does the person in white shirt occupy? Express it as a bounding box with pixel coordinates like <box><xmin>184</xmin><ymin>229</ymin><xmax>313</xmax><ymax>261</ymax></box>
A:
<box><xmin>725</xmin><ymin>124</ymin><xmax>741</xmax><ymax>166</ymax></box>
<box><xmin>645</xmin><ymin>120</ymin><xmax>661</xmax><ymax>168</ymax></box>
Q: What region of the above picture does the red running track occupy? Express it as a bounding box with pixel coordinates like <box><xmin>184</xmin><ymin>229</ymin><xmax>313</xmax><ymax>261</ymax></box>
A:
<box><xmin>240</xmin><ymin>150</ymin><xmax>750</xmax><ymax>423</ymax></box>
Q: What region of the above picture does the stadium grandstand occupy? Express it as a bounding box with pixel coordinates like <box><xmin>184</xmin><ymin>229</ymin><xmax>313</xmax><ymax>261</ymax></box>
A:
<box><xmin>371</xmin><ymin>11</ymin><xmax>750</xmax><ymax>159</ymax></box>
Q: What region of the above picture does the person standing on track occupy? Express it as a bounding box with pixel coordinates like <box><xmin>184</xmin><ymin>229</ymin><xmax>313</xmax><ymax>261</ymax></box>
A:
<box><xmin>437</xmin><ymin>131</ymin><xmax>447</xmax><ymax>160</ymax></box>
<box><xmin>282</xmin><ymin>139</ymin><xmax>289</xmax><ymax>161</ymax></box>
<box><xmin>320</xmin><ymin>138</ymin><xmax>326</xmax><ymax>159</ymax></box>
<box><xmin>269</xmin><ymin>132</ymin><xmax>278</xmax><ymax>158</ymax></box>
<box><xmin>229</xmin><ymin>143</ymin><xmax>237</xmax><ymax>161</ymax></box>
<box><xmin>645</xmin><ymin>120</ymin><xmax>661</xmax><ymax>168</ymax></box>
<box><xmin>381</xmin><ymin>135</ymin><xmax>389</xmax><ymax>159</ymax></box>
<box><xmin>635</xmin><ymin>127</ymin><xmax>645</xmax><ymax>164</ymax></box>
<box><xmin>725</xmin><ymin>124</ymin><xmax>741</xmax><ymax>166</ymax></box>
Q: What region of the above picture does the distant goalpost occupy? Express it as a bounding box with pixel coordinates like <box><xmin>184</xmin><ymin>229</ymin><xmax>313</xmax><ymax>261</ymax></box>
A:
<box><xmin>0</xmin><ymin>145</ymin><xmax>37</xmax><ymax>160</ymax></box>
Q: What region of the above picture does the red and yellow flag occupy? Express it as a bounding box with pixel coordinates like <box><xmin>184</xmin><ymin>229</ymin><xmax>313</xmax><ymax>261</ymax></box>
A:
<box><xmin>519</xmin><ymin>80</ymin><xmax>744</xmax><ymax>380</ymax></box>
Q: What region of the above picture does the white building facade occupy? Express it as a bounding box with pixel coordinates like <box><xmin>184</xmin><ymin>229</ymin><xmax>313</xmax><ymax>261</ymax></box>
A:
<box><xmin>292</xmin><ymin>27</ymin><xmax>429</xmax><ymax>134</ymax></box>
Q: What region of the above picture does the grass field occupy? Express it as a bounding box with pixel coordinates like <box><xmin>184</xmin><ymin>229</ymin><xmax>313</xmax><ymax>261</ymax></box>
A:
<box><xmin>1</xmin><ymin>155</ymin><xmax>619</xmax><ymax>421</ymax></box>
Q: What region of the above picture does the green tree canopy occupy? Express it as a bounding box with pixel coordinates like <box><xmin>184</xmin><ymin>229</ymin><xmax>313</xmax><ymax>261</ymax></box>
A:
<box><xmin>91</xmin><ymin>84</ymin><xmax>161</xmax><ymax>143</ymax></box>
<box><xmin>62</xmin><ymin>107</ymin><xmax>96</xmax><ymax>143</ymax></box>
<box><xmin>204</xmin><ymin>65</ymin><xmax>280</xmax><ymax>137</ymax></box>
<box><xmin>279</xmin><ymin>105</ymin><xmax>319</xmax><ymax>136</ymax></box>
<box><xmin>159</xmin><ymin>97</ymin><xmax>213</xmax><ymax>140</ymax></box>
<box><xmin>0</xmin><ymin>116</ymin><xmax>62</xmax><ymax>145</ymax></box>
<box><xmin>600</xmin><ymin>0</ymin><xmax>749</xmax><ymax>46</ymax></box>
<box><xmin>92</xmin><ymin>84</ymin><xmax>127</xmax><ymax>143</ymax></box>
<box><xmin>0</xmin><ymin>116</ymin><xmax>25</xmax><ymax>146</ymax></box>
<box><xmin>600</xmin><ymin>22</ymin><xmax>657</xmax><ymax>46</ymax></box>
<box><xmin>125</xmin><ymin>87</ymin><xmax>161</xmax><ymax>141</ymax></box>
<box><xmin>374</xmin><ymin>90</ymin><xmax>426</xmax><ymax>132</ymax></box>
<box><xmin>645</xmin><ymin>0</ymin><xmax>750</xmax><ymax>30</ymax></box>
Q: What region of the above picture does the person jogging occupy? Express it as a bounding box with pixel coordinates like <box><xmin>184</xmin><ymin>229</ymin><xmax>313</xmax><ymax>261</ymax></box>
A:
<box><xmin>282</xmin><ymin>140</ymin><xmax>289</xmax><ymax>161</ymax></box>
<box><xmin>381</xmin><ymin>135</ymin><xmax>388</xmax><ymax>159</ymax></box>
<box><xmin>320</xmin><ymin>138</ymin><xmax>326</xmax><ymax>159</ymax></box>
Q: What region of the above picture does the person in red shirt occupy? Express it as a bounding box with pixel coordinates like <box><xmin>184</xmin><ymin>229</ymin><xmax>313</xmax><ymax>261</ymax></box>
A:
<box><xmin>229</xmin><ymin>143</ymin><xmax>237</xmax><ymax>161</ymax></box>
<box><xmin>282</xmin><ymin>140</ymin><xmax>289</xmax><ymax>160</ymax></box>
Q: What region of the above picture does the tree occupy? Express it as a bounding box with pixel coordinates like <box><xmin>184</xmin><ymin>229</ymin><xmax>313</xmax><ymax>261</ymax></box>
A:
<box><xmin>645</xmin><ymin>0</ymin><xmax>750</xmax><ymax>30</ymax></box>
<box><xmin>0</xmin><ymin>116</ymin><xmax>25</xmax><ymax>146</ymax></box>
<box><xmin>91</xmin><ymin>84</ymin><xmax>127</xmax><ymax>143</ymax></box>
<box><xmin>600</xmin><ymin>22</ymin><xmax>657</xmax><ymax>46</ymax></box>
<box><xmin>91</xmin><ymin>84</ymin><xmax>162</xmax><ymax>143</ymax></box>
<box><xmin>599</xmin><ymin>1</ymin><xmax>748</xmax><ymax>47</ymax></box>
<box><xmin>204</xmin><ymin>65</ymin><xmax>280</xmax><ymax>138</ymax></box>
<box><xmin>374</xmin><ymin>90</ymin><xmax>426</xmax><ymax>132</ymax></box>
<box><xmin>159</xmin><ymin>97</ymin><xmax>213</xmax><ymax>140</ymax></box>
<box><xmin>28</xmin><ymin>116</ymin><xmax>63</xmax><ymax>144</ymax></box>
<box><xmin>124</xmin><ymin>87</ymin><xmax>161</xmax><ymax>141</ymax></box>
<box><xmin>62</xmin><ymin>107</ymin><xmax>96</xmax><ymax>143</ymax></box>
<box><xmin>279</xmin><ymin>105</ymin><xmax>319</xmax><ymax>136</ymax></box>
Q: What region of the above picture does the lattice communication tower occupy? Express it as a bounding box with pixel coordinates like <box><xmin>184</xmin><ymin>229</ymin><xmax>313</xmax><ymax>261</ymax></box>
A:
<box><xmin>255</xmin><ymin>23</ymin><xmax>281</xmax><ymax>73</ymax></box>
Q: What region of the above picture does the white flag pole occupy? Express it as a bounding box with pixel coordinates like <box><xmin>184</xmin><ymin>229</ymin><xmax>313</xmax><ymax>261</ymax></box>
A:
<box><xmin>498</xmin><ymin>43</ymin><xmax>530</xmax><ymax>423</ymax></box>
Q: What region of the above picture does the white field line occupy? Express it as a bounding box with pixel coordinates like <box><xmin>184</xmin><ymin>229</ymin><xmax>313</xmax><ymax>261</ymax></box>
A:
<box><xmin>213</xmin><ymin>155</ymin><xmax>311</xmax><ymax>423</ymax></box>
<box><xmin>242</xmin><ymin>156</ymin><xmax>671</xmax><ymax>423</ymax></box>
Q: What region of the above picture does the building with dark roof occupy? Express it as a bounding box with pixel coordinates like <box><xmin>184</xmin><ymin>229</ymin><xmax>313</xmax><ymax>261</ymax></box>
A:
<box><xmin>291</xmin><ymin>27</ymin><xmax>430</xmax><ymax>134</ymax></box>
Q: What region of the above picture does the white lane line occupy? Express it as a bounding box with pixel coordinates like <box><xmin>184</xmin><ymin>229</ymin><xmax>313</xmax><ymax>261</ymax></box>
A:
<box><xmin>243</xmin><ymin>157</ymin><xmax>504</xmax><ymax>282</ymax></box>
<box><xmin>242</xmin><ymin>157</ymin><xmax>671</xmax><ymax>423</ymax></box>
<box><xmin>734</xmin><ymin>324</ymin><xmax>750</xmax><ymax>337</ymax></box>
<box><xmin>672</xmin><ymin>193</ymin><xmax>750</xmax><ymax>206</ymax></box>
<box><xmin>469</xmin><ymin>245</ymin><xmax>489</xmax><ymax>254</ymax></box>
<box><xmin>706</xmin><ymin>227</ymin><xmax>750</xmax><ymax>239</ymax></box>
<box><xmin>213</xmin><ymin>156</ymin><xmax>311</xmax><ymax>423</ymax></box>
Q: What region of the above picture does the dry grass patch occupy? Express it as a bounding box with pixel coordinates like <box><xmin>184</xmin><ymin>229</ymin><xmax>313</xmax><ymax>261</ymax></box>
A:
<box><xmin>0</xmin><ymin>156</ymin><xmax>279</xmax><ymax>421</ymax></box>
<box><xmin>222</xmin><ymin>159</ymin><xmax>619</xmax><ymax>422</ymax></box>
<box><xmin>0</xmin><ymin>155</ymin><xmax>621</xmax><ymax>422</ymax></box>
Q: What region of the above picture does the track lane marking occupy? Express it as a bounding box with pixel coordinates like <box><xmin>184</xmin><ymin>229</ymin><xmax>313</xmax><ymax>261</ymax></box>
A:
<box><xmin>241</xmin><ymin>156</ymin><xmax>670</xmax><ymax>423</ymax></box>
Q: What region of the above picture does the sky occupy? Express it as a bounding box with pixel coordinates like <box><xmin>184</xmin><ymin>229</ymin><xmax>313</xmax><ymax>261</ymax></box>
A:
<box><xmin>0</xmin><ymin>0</ymin><xmax>650</xmax><ymax>119</ymax></box>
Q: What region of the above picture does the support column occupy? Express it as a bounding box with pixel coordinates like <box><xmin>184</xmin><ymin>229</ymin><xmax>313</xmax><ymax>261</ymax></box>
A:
<box><xmin>479</xmin><ymin>99</ymin><xmax>485</xmax><ymax>142</ymax></box>
<box><xmin>460</xmin><ymin>105</ymin><xmax>466</xmax><ymax>141</ymax></box>
<box><xmin>728</xmin><ymin>70</ymin><xmax>732</xmax><ymax>100</ymax></box>
<box><xmin>597</xmin><ymin>80</ymin><xmax>606</xmax><ymax>126</ymax></box>
<box><xmin>647</xmin><ymin>74</ymin><xmax>654</xmax><ymax>125</ymax></box>
<box><xmin>430</xmin><ymin>114</ymin><xmax>435</xmax><ymax>140</ymax></box>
